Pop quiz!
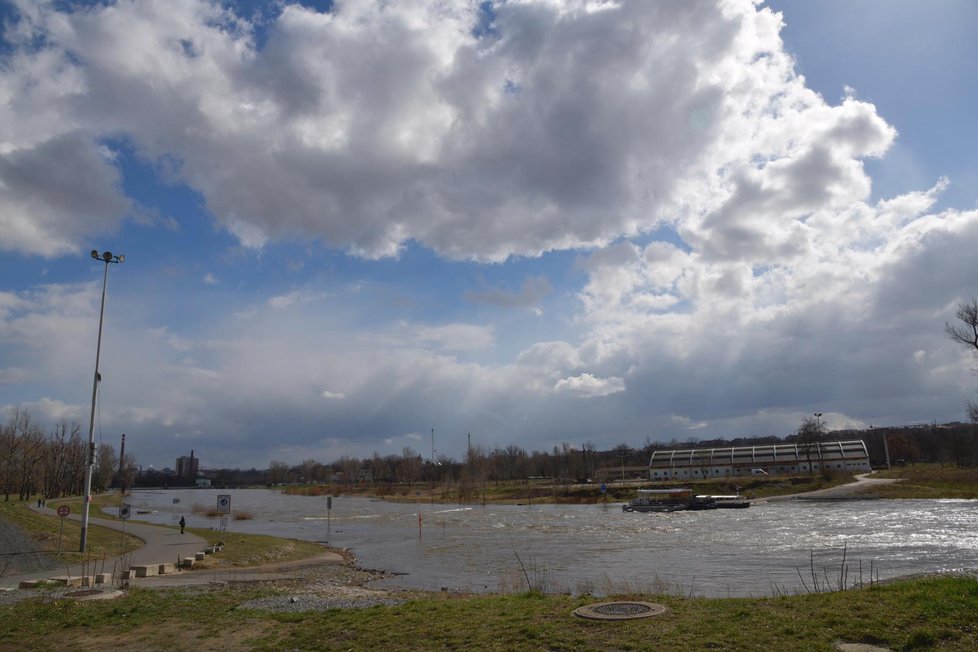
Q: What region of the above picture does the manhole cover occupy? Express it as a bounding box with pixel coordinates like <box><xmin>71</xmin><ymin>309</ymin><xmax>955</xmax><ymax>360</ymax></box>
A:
<box><xmin>64</xmin><ymin>589</ymin><xmax>124</xmax><ymax>601</ymax></box>
<box><xmin>573</xmin><ymin>601</ymin><xmax>667</xmax><ymax>620</ymax></box>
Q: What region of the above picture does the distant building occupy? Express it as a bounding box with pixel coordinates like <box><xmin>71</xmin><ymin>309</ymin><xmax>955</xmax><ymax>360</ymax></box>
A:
<box><xmin>648</xmin><ymin>440</ymin><xmax>871</xmax><ymax>480</ymax></box>
<box><xmin>176</xmin><ymin>450</ymin><xmax>199</xmax><ymax>478</ymax></box>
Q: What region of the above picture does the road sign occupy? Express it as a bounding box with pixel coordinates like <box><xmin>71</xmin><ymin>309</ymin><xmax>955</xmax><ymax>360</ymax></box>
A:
<box><xmin>119</xmin><ymin>504</ymin><xmax>131</xmax><ymax>520</ymax></box>
<box><xmin>600</xmin><ymin>484</ymin><xmax>607</xmax><ymax>494</ymax></box>
<box><xmin>57</xmin><ymin>505</ymin><xmax>70</xmax><ymax>518</ymax></box>
<box><xmin>217</xmin><ymin>494</ymin><xmax>231</xmax><ymax>514</ymax></box>
<box><xmin>327</xmin><ymin>496</ymin><xmax>332</xmax><ymax>510</ymax></box>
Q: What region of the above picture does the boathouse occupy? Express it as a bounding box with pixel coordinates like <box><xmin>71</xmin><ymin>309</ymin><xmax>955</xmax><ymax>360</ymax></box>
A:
<box><xmin>648</xmin><ymin>440</ymin><xmax>871</xmax><ymax>480</ymax></box>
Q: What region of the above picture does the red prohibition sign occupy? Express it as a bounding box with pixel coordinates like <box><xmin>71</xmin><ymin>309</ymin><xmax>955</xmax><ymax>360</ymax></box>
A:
<box><xmin>57</xmin><ymin>505</ymin><xmax>70</xmax><ymax>518</ymax></box>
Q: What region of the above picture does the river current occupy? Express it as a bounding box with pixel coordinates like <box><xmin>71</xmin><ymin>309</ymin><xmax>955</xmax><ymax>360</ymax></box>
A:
<box><xmin>127</xmin><ymin>489</ymin><xmax>977</xmax><ymax>597</ymax></box>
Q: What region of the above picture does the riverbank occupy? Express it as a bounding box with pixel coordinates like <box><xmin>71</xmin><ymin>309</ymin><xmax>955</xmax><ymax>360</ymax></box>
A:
<box><xmin>284</xmin><ymin>473</ymin><xmax>854</xmax><ymax>504</ymax></box>
<box><xmin>4</xmin><ymin>484</ymin><xmax>978</xmax><ymax>650</ymax></box>
<box><xmin>2</xmin><ymin>568</ymin><xmax>976</xmax><ymax>650</ymax></box>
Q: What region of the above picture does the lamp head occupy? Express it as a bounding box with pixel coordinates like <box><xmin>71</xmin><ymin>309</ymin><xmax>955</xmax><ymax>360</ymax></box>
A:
<box><xmin>117</xmin><ymin>254</ymin><xmax>125</xmax><ymax>263</ymax></box>
<box><xmin>102</xmin><ymin>251</ymin><xmax>113</xmax><ymax>262</ymax></box>
<box><xmin>91</xmin><ymin>250</ymin><xmax>99</xmax><ymax>260</ymax></box>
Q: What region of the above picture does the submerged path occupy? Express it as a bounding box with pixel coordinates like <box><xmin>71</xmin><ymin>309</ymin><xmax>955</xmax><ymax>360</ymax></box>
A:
<box><xmin>766</xmin><ymin>473</ymin><xmax>898</xmax><ymax>502</ymax></box>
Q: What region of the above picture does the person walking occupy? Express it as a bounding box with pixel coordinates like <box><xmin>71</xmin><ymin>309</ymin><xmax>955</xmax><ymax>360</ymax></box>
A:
<box><xmin>179</xmin><ymin>516</ymin><xmax>186</xmax><ymax>534</ymax></box>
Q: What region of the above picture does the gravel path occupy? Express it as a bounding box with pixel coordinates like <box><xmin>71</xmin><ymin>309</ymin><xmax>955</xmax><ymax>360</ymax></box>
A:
<box><xmin>0</xmin><ymin>514</ymin><xmax>60</xmax><ymax>577</ymax></box>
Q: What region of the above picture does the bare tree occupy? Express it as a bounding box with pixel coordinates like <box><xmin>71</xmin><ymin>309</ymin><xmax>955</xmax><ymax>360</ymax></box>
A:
<box><xmin>947</xmin><ymin>298</ymin><xmax>978</xmax><ymax>422</ymax></box>
<box><xmin>94</xmin><ymin>443</ymin><xmax>118</xmax><ymax>493</ymax></box>
<box><xmin>946</xmin><ymin>298</ymin><xmax>978</xmax><ymax>351</ymax></box>
<box><xmin>795</xmin><ymin>416</ymin><xmax>824</xmax><ymax>474</ymax></box>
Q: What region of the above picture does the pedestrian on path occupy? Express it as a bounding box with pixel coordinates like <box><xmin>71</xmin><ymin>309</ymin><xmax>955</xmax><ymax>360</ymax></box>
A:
<box><xmin>179</xmin><ymin>516</ymin><xmax>186</xmax><ymax>534</ymax></box>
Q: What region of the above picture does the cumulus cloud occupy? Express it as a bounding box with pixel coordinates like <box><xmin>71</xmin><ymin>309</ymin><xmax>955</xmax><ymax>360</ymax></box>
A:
<box><xmin>3</xmin><ymin>0</ymin><xmax>978</xmax><ymax>466</ymax></box>
<box><xmin>0</xmin><ymin>0</ymin><xmax>895</xmax><ymax>262</ymax></box>
<box><xmin>554</xmin><ymin>373</ymin><xmax>626</xmax><ymax>398</ymax></box>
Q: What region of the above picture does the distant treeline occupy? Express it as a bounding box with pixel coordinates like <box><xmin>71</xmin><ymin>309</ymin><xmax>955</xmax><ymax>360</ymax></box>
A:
<box><xmin>138</xmin><ymin>421</ymin><xmax>978</xmax><ymax>488</ymax></box>
<box><xmin>5</xmin><ymin>406</ymin><xmax>976</xmax><ymax>496</ymax></box>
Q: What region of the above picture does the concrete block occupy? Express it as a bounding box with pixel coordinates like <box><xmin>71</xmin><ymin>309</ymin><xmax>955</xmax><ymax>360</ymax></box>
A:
<box><xmin>181</xmin><ymin>557</ymin><xmax>195</xmax><ymax>568</ymax></box>
<box><xmin>95</xmin><ymin>573</ymin><xmax>112</xmax><ymax>585</ymax></box>
<box><xmin>194</xmin><ymin>552</ymin><xmax>206</xmax><ymax>561</ymax></box>
<box><xmin>49</xmin><ymin>576</ymin><xmax>83</xmax><ymax>587</ymax></box>
<box><xmin>18</xmin><ymin>580</ymin><xmax>41</xmax><ymax>589</ymax></box>
<box><xmin>157</xmin><ymin>563</ymin><xmax>176</xmax><ymax>575</ymax></box>
<box><xmin>132</xmin><ymin>565</ymin><xmax>158</xmax><ymax>578</ymax></box>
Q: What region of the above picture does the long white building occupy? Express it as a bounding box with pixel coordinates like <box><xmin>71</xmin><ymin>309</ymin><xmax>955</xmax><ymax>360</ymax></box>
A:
<box><xmin>648</xmin><ymin>440</ymin><xmax>871</xmax><ymax>480</ymax></box>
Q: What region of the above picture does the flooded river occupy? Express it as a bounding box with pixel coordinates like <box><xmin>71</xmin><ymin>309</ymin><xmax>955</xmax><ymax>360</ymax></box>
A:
<box><xmin>127</xmin><ymin>489</ymin><xmax>978</xmax><ymax>597</ymax></box>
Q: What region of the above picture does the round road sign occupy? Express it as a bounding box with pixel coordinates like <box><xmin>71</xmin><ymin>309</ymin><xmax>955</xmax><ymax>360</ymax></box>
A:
<box><xmin>57</xmin><ymin>505</ymin><xmax>70</xmax><ymax>517</ymax></box>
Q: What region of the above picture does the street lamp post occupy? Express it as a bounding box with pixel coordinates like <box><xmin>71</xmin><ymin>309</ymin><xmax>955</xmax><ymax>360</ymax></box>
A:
<box><xmin>80</xmin><ymin>250</ymin><xmax>124</xmax><ymax>552</ymax></box>
<box><xmin>814</xmin><ymin>412</ymin><xmax>823</xmax><ymax>433</ymax></box>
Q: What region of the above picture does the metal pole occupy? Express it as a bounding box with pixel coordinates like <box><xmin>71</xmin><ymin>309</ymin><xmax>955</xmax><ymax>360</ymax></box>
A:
<box><xmin>80</xmin><ymin>259</ymin><xmax>109</xmax><ymax>552</ymax></box>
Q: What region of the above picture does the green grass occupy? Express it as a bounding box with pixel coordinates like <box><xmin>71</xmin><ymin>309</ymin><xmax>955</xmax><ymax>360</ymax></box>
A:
<box><xmin>186</xmin><ymin>528</ymin><xmax>330</xmax><ymax>567</ymax></box>
<box><xmin>1</xmin><ymin>574</ymin><xmax>976</xmax><ymax>650</ymax></box>
<box><xmin>869</xmin><ymin>464</ymin><xmax>978</xmax><ymax>499</ymax></box>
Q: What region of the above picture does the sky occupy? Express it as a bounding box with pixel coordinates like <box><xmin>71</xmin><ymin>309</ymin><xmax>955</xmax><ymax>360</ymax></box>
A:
<box><xmin>2</xmin><ymin>0</ymin><xmax>977</xmax><ymax>470</ymax></box>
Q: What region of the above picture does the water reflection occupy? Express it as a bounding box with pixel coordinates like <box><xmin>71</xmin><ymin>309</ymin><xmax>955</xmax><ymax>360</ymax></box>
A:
<box><xmin>128</xmin><ymin>489</ymin><xmax>978</xmax><ymax>597</ymax></box>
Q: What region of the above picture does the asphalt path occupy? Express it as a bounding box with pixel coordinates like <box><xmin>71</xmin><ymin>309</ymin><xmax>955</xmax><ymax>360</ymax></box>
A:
<box><xmin>765</xmin><ymin>473</ymin><xmax>898</xmax><ymax>501</ymax></box>
<box><xmin>0</xmin><ymin>503</ymin><xmax>207</xmax><ymax>589</ymax></box>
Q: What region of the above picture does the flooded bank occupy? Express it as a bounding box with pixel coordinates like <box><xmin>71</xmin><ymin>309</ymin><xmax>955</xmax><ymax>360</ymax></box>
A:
<box><xmin>128</xmin><ymin>489</ymin><xmax>978</xmax><ymax>597</ymax></box>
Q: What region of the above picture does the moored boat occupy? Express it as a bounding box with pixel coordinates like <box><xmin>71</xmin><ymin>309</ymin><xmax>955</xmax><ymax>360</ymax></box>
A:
<box><xmin>696</xmin><ymin>494</ymin><xmax>750</xmax><ymax>509</ymax></box>
<box><xmin>623</xmin><ymin>488</ymin><xmax>694</xmax><ymax>512</ymax></box>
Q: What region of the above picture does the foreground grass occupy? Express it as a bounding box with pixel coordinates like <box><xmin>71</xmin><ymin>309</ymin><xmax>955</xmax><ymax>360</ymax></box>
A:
<box><xmin>1</xmin><ymin>574</ymin><xmax>976</xmax><ymax>651</ymax></box>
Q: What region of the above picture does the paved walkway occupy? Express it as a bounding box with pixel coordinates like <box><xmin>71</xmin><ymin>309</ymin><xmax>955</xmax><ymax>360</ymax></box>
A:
<box><xmin>766</xmin><ymin>473</ymin><xmax>898</xmax><ymax>502</ymax></box>
<box><xmin>0</xmin><ymin>503</ymin><xmax>207</xmax><ymax>589</ymax></box>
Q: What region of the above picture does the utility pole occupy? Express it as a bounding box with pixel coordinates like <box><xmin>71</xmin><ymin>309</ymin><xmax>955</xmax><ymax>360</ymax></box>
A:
<box><xmin>117</xmin><ymin>433</ymin><xmax>126</xmax><ymax>492</ymax></box>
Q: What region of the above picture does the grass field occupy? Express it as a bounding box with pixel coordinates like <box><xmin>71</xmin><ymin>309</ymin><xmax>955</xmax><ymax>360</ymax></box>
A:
<box><xmin>870</xmin><ymin>464</ymin><xmax>978</xmax><ymax>499</ymax></box>
<box><xmin>0</xmin><ymin>574</ymin><xmax>976</xmax><ymax>651</ymax></box>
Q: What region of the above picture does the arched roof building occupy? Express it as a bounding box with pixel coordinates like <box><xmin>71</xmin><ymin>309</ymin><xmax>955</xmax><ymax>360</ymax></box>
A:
<box><xmin>648</xmin><ymin>440</ymin><xmax>870</xmax><ymax>480</ymax></box>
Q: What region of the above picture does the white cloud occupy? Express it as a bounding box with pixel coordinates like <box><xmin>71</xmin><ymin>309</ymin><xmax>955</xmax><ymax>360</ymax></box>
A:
<box><xmin>0</xmin><ymin>0</ymin><xmax>895</xmax><ymax>262</ymax></box>
<box><xmin>554</xmin><ymin>373</ymin><xmax>625</xmax><ymax>398</ymax></box>
<box><xmin>2</xmin><ymin>0</ymin><xmax>978</xmax><ymax>467</ymax></box>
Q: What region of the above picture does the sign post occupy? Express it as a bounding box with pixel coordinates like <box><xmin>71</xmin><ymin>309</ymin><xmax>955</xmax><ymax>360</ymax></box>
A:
<box><xmin>118</xmin><ymin>503</ymin><xmax>131</xmax><ymax>557</ymax></box>
<box><xmin>326</xmin><ymin>496</ymin><xmax>332</xmax><ymax>538</ymax></box>
<box><xmin>56</xmin><ymin>505</ymin><xmax>70</xmax><ymax>556</ymax></box>
<box><xmin>217</xmin><ymin>495</ymin><xmax>231</xmax><ymax>538</ymax></box>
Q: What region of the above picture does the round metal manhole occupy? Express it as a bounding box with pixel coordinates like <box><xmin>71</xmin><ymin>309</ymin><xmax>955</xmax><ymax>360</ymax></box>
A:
<box><xmin>572</xmin><ymin>600</ymin><xmax>667</xmax><ymax>620</ymax></box>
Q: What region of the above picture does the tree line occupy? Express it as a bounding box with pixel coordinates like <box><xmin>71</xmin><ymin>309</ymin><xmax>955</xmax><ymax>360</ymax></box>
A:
<box><xmin>0</xmin><ymin>407</ymin><xmax>136</xmax><ymax>502</ymax></box>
